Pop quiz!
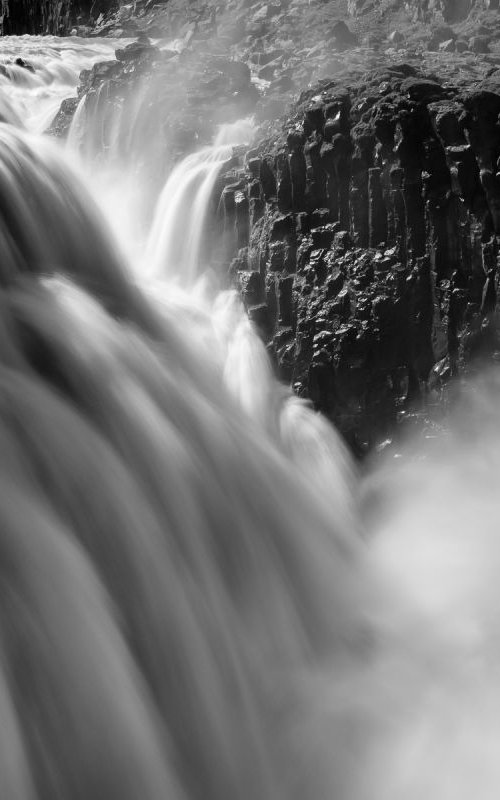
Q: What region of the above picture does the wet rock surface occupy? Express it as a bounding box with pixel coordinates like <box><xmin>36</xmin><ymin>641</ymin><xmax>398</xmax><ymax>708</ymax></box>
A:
<box><xmin>43</xmin><ymin>0</ymin><xmax>500</xmax><ymax>453</ymax></box>
<box><xmin>0</xmin><ymin>1</ymin><xmax>92</xmax><ymax>35</ymax></box>
<box><xmin>225</xmin><ymin>59</ymin><xmax>500</xmax><ymax>453</ymax></box>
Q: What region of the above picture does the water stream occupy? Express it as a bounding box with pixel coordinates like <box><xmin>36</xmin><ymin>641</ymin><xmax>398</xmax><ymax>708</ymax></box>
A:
<box><xmin>0</xmin><ymin>31</ymin><xmax>498</xmax><ymax>800</ymax></box>
<box><xmin>0</xmin><ymin>35</ymin><xmax>127</xmax><ymax>131</ymax></box>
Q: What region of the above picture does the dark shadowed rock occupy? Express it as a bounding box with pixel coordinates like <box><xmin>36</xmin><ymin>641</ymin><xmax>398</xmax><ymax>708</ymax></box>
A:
<box><xmin>115</xmin><ymin>40</ymin><xmax>159</xmax><ymax>62</ymax></box>
<box><xmin>15</xmin><ymin>57</ymin><xmax>35</xmax><ymax>73</ymax></box>
<box><xmin>400</xmin><ymin>78</ymin><xmax>446</xmax><ymax>102</ymax></box>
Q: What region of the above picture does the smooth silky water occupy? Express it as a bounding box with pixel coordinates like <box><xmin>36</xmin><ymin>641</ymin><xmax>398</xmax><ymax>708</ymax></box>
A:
<box><xmin>0</xmin><ymin>34</ymin><xmax>499</xmax><ymax>800</ymax></box>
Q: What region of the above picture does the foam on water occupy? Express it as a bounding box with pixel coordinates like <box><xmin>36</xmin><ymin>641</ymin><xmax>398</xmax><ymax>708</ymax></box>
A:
<box><xmin>65</xmin><ymin>39</ymin><xmax>191</xmax><ymax>263</ymax></box>
<box><xmin>0</xmin><ymin>31</ymin><xmax>498</xmax><ymax>800</ymax></box>
<box><xmin>0</xmin><ymin>35</ymin><xmax>128</xmax><ymax>132</ymax></box>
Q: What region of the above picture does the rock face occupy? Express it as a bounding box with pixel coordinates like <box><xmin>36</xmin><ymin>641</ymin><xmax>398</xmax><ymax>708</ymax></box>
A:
<box><xmin>1</xmin><ymin>0</ymin><xmax>92</xmax><ymax>34</ymax></box>
<box><xmin>402</xmin><ymin>0</ymin><xmax>498</xmax><ymax>23</ymax></box>
<box><xmin>223</xmin><ymin>64</ymin><xmax>500</xmax><ymax>452</ymax></box>
<box><xmin>350</xmin><ymin>0</ymin><xmax>499</xmax><ymax>22</ymax></box>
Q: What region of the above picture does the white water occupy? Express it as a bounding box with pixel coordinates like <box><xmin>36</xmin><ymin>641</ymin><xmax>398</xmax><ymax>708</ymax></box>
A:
<box><xmin>0</xmin><ymin>35</ymin><xmax>130</xmax><ymax>132</ymax></box>
<box><xmin>146</xmin><ymin>115</ymin><xmax>256</xmax><ymax>283</ymax></box>
<box><xmin>0</xmin><ymin>33</ymin><xmax>498</xmax><ymax>800</ymax></box>
<box><xmin>145</xmin><ymin>144</ymin><xmax>234</xmax><ymax>283</ymax></box>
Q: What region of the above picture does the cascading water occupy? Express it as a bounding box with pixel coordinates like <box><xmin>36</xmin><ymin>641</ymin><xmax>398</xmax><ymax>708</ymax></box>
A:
<box><xmin>145</xmin><ymin>143</ymin><xmax>235</xmax><ymax>283</ymax></box>
<box><xmin>0</xmin><ymin>35</ymin><xmax>128</xmax><ymax>131</ymax></box>
<box><xmin>144</xmin><ymin>116</ymin><xmax>255</xmax><ymax>284</ymax></box>
<box><xmin>0</xmin><ymin>31</ymin><xmax>500</xmax><ymax>800</ymax></box>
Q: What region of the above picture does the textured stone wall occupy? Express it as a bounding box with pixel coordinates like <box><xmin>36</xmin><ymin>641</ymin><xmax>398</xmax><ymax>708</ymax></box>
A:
<box><xmin>1</xmin><ymin>0</ymin><xmax>96</xmax><ymax>34</ymax></box>
<box><xmin>402</xmin><ymin>0</ymin><xmax>498</xmax><ymax>22</ymax></box>
<box><xmin>222</xmin><ymin>66</ymin><xmax>500</xmax><ymax>451</ymax></box>
<box><xmin>349</xmin><ymin>0</ymin><xmax>499</xmax><ymax>22</ymax></box>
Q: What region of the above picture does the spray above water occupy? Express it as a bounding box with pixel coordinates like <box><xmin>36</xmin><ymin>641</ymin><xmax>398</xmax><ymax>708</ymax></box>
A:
<box><xmin>0</xmin><ymin>31</ymin><xmax>499</xmax><ymax>800</ymax></box>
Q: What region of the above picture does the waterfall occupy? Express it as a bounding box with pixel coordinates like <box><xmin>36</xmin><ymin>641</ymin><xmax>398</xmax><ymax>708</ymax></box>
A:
<box><xmin>144</xmin><ymin>117</ymin><xmax>255</xmax><ymax>284</ymax></box>
<box><xmin>145</xmin><ymin>143</ymin><xmax>234</xmax><ymax>283</ymax></box>
<box><xmin>0</xmin><ymin>32</ymin><xmax>499</xmax><ymax>800</ymax></box>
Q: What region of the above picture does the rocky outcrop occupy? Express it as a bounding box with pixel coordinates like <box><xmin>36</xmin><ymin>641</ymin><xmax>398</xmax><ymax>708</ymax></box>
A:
<box><xmin>0</xmin><ymin>0</ymin><xmax>93</xmax><ymax>34</ymax></box>
<box><xmin>49</xmin><ymin>35</ymin><xmax>259</xmax><ymax>155</ymax></box>
<box><xmin>350</xmin><ymin>0</ymin><xmax>499</xmax><ymax>23</ymax></box>
<box><xmin>222</xmin><ymin>65</ymin><xmax>500</xmax><ymax>452</ymax></box>
<box><xmin>403</xmin><ymin>0</ymin><xmax>499</xmax><ymax>23</ymax></box>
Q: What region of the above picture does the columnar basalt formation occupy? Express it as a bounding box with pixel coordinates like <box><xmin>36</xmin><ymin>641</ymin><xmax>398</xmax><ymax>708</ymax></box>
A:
<box><xmin>225</xmin><ymin>65</ymin><xmax>500</xmax><ymax>452</ymax></box>
<box><xmin>0</xmin><ymin>0</ymin><xmax>94</xmax><ymax>34</ymax></box>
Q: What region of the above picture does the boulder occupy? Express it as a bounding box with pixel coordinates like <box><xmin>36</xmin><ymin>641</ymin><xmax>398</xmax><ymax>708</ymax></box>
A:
<box><xmin>400</xmin><ymin>77</ymin><xmax>446</xmax><ymax>102</ymax></box>
<box><xmin>115</xmin><ymin>40</ymin><xmax>159</xmax><ymax>62</ymax></box>
<box><xmin>14</xmin><ymin>57</ymin><xmax>35</xmax><ymax>73</ymax></box>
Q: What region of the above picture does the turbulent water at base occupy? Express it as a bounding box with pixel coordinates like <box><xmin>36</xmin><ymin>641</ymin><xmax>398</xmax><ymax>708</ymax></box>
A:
<box><xmin>0</xmin><ymin>33</ymin><xmax>500</xmax><ymax>800</ymax></box>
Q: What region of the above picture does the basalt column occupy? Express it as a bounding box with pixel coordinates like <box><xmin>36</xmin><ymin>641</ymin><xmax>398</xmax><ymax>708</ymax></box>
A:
<box><xmin>350</xmin><ymin>126</ymin><xmax>374</xmax><ymax>247</ymax></box>
<box><xmin>1</xmin><ymin>0</ymin><xmax>85</xmax><ymax>34</ymax></box>
<box><xmin>396</xmin><ymin>116</ymin><xmax>426</xmax><ymax>261</ymax></box>
<box><xmin>388</xmin><ymin>166</ymin><xmax>407</xmax><ymax>263</ymax></box>
<box><xmin>368</xmin><ymin>167</ymin><xmax>387</xmax><ymax>248</ymax></box>
<box><xmin>286</xmin><ymin>132</ymin><xmax>307</xmax><ymax>213</ymax></box>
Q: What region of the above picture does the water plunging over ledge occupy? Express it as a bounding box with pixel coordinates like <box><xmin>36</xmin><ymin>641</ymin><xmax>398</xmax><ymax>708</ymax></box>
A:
<box><xmin>0</xmin><ymin>31</ymin><xmax>499</xmax><ymax>800</ymax></box>
<box><xmin>145</xmin><ymin>117</ymin><xmax>255</xmax><ymax>283</ymax></box>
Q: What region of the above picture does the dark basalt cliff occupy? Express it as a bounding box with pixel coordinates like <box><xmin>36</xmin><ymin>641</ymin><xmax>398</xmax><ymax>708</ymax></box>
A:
<box><xmin>0</xmin><ymin>0</ymin><xmax>110</xmax><ymax>35</ymax></box>
<box><xmin>225</xmin><ymin>66</ymin><xmax>500</xmax><ymax>452</ymax></box>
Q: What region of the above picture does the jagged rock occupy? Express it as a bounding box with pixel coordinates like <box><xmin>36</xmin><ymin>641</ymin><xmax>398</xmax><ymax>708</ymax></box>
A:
<box><xmin>2</xmin><ymin>0</ymin><xmax>85</xmax><ymax>34</ymax></box>
<box><xmin>229</xmin><ymin>51</ymin><xmax>500</xmax><ymax>447</ymax></box>
<box><xmin>91</xmin><ymin>0</ymin><xmax>118</xmax><ymax>19</ymax></box>
<box><xmin>47</xmin><ymin>97</ymin><xmax>80</xmax><ymax>137</ymax></box>
<box><xmin>115</xmin><ymin>40</ymin><xmax>158</xmax><ymax>61</ymax></box>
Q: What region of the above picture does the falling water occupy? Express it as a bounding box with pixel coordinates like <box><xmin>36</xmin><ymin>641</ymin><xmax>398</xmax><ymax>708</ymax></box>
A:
<box><xmin>146</xmin><ymin>117</ymin><xmax>255</xmax><ymax>283</ymax></box>
<box><xmin>145</xmin><ymin>143</ymin><xmax>234</xmax><ymax>283</ymax></box>
<box><xmin>0</xmin><ymin>32</ymin><xmax>499</xmax><ymax>800</ymax></box>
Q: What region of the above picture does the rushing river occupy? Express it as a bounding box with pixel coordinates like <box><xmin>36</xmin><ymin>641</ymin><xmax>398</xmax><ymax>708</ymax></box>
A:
<box><xmin>0</xmin><ymin>32</ymin><xmax>499</xmax><ymax>800</ymax></box>
<box><xmin>0</xmin><ymin>35</ymin><xmax>124</xmax><ymax>131</ymax></box>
